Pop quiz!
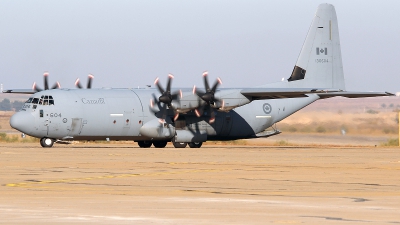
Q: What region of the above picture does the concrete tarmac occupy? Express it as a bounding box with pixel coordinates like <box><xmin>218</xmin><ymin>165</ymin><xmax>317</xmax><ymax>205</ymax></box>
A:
<box><xmin>1</xmin><ymin>143</ymin><xmax>399</xmax><ymax>224</ymax></box>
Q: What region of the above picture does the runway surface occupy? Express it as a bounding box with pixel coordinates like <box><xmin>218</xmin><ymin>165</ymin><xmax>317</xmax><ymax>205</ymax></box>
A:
<box><xmin>1</xmin><ymin>143</ymin><xmax>399</xmax><ymax>224</ymax></box>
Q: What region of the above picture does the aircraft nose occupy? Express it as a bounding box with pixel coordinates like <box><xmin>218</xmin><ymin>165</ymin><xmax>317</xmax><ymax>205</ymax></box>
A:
<box><xmin>10</xmin><ymin>112</ymin><xmax>34</xmax><ymax>134</ymax></box>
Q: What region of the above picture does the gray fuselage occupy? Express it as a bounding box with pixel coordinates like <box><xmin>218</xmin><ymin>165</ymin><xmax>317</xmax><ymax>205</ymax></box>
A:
<box><xmin>11</xmin><ymin>88</ymin><xmax>319</xmax><ymax>142</ymax></box>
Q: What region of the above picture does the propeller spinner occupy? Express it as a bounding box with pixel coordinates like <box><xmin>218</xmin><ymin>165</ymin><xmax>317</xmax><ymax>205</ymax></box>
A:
<box><xmin>193</xmin><ymin>71</ymin><xmax>223</xmax><ymax>123</ymax></box>
<box><xmin>151</xmin><ymin>74</ymin><xmax>181</xmax><ymax>122</ymax></box>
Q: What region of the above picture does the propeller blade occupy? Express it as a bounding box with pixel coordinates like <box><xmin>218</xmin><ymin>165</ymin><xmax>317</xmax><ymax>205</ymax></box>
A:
<box><xmin>209</xmin><ymin>108</ymin><xmax>216</xmax><ymax>124</ymax></box>
<box><xmin>194</xmin><ymin>108</ymin><xmax>202</xmax><ymax>117</ymax></box>
<box><xmin>221</xmin><ymin>99</ymin><xmax>225</xmax><ymax>109</ymax></box>
<box><xmin>211</xmin><ymin>77</ymin><xmax>222</xmax><ymax>93</ymax></box>
<box><xmin>173</xmin><ymin>112</ymin><xmax>179</xmax><ymax>121</ymax></box>
<box><xmin>75</xmin><ymin>78</ymin><xmax>83</xmax><ymax>89</ymax></box>
<box><xmin>166</xmin><ymin>74</ymin><xmax>174</xmax><ymax>92</ymax></box>
<box><xmin>87</xmin><ymin>74</ymin><xmax>94</xmax><ymax>89</ymax></box>
<box><xmin>161</xmin><ymin>103</ymin><xmax>167</xmax><ymax>121</ymax></box>
<box><xmin>33</xmin><ymin>82</ymin><xmax>42</xmax><ymax>92</ymax></box>
<box><xmin>150</xmin><ymin>99</ymin><xmax>154</xmax><ymax>108</ymax></box>
<box><xmin>51</xmin><ymin>82</ymin><xmax>60</xmax><ymax>89</ymax></box>
<box><xmin>193</xmin><ymin>85</ymin><xmax>205</xmax><ymax>97</ymax></box>
<box><xmin>171</xmin><ymin>93</ymin><xmax>180</xmax><ymax>101</ymax></box>
<box><xmin>203</xmin><ymin>71</ymin><xmax>210</xmax><ymax>92</ymax></box>
<box><xmin>43</xmin><ymin>72</ymin><xmax>49</xmax><ymax>90</ymax></box>
<box><xmin>154</xmin><ymin>77</ymin><xmax>165</xmax><ymax>94</ymax></box>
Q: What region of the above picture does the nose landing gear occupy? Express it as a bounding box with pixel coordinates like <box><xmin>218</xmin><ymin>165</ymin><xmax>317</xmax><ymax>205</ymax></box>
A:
<box><xmin>40</xmin><ymin>137</ymin><xmax>55</xmax><ymax>148</ymax></box>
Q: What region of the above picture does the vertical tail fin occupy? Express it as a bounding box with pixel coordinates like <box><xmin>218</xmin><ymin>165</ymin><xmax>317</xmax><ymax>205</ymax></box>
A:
<box><xmin>265</xmin><ymin>4</ymin><xmax>346</xmax><ymax>90</ymax></box>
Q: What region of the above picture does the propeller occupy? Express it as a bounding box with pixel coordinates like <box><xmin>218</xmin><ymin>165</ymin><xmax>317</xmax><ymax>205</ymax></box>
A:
<box><xmin>193</xmin><ymin>71</ymin><xmax>223</xmax><ymax>123</ymax></box>
<box><xmin>75</xmin><ymin>74</ymin><xmax>94</xmax><ymax>89</ymax></box>
<box><xmin>32</xmin><ymin>72</ymin><xmax>60</xmax><ymax>92</ymax></box>
<box><xmin>151</xmin><ymin>74</ymin><xmax>181</xmax><ymax>123</ymax></box>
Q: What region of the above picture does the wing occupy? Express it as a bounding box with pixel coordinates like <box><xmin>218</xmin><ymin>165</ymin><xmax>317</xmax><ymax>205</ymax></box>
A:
<box><xmin>240</xmin><ymin>88</ymin><xmax>329</xmax><ymax>100</ymax></box>
<box><xmin>240</xmin><ymin>88</ymin><xmax>394</xmax><ymax>100</ymax></box>
<box><xmin>317</xmin><ymin>91</ymin><xmax>394</xmax><ymax>99</ymax></box>
<box><xmin>2</xmin><ymin>89</ymin><xmax>36</xmax><ymax>94</ymax></box>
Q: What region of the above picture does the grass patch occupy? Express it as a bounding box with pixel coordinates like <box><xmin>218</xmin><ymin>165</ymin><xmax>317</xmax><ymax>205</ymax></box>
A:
<box><xmin>366</xmin><ymin>109</ymin><xmax>379</xmax><ymax>114</ymax></box>
<box><xmin>316</xmin><ymin>126</ymin><xmax>326</xmax><ymax>133</ymax></box>
<box><xmin>0</xmin><ymin>132</ymin><xmax>38</xmax><ymax>143</ymax></box>
<box><xmin>380</xmin><ymin>138</ymin><xmax>399</xmax><ymax>147</ymax></box>
<box><xmin>205</xmin><ymin>140</ymin><xmax>248</xmax><ymax>145</ymax></box>
<box><xmin>274</xmin><ymin>140</ymin><xmax>291</xmax><ymax>146</ymax></box>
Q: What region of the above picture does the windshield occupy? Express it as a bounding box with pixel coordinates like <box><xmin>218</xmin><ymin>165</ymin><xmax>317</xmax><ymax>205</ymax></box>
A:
<box><xmin>25</xmin><ymin>98</ymin><xmax>33</xmax><ymax>103</ymax></box>
<box><xmin>31</xmin><ymin>95</ymin><xmax>55</xmax><ymax>105</ymax></box>
<box><xmin>32</xmin><ymin>98</ymin><xmax>39</xmax><ymax>104</ymax></box>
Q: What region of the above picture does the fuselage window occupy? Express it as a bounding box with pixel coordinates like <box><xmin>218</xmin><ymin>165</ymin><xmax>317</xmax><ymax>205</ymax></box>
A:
<box><xmin>32</xmin><ymin>98</ymin><xmax>39</xmax><ymax>104</ymax></box>
<box><xmin>25</xmin><ymin>98</ymin><xmax>33</xmax><ymax>103</ymax></box>
<box><xmin>39</xmin><ymin>109</ymin><xmax>43</xmax><ymax>118</ymax></box>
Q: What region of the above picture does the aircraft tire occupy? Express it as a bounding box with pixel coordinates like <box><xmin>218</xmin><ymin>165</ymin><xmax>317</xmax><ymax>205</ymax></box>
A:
<box><xmin>153</xmin><ymin>141</ymin><xmax>168</xmax><ymax>148</ymax></box>
<box><xmin>138</xmin><ymin>141</ymin><xmax>152</xmax><ymax>148</ymax></box>
<box><xmin>188</xmin><ymin>142</ymin><xmax>202</xmax><ymax>148</ymax></box>
<box><xmin>40</xmin><ymin>137</ymin><xmax>54</xmax><ymax>148</ymax></box>
<box><xmin>172</xmin><ymin>141</ymin><xmax>187</xmax><ymax>148</ymax></box>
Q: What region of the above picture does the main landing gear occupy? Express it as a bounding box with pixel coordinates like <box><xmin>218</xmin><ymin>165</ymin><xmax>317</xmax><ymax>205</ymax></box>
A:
<box><xmin>40</xmin><ymin>137</ymin><xmax>55</xmax><ymax>148</ymax></box>
<box><xmin>188</xmin><ymin>142</ymin><xmax>202</xmax><ymax>148</ymax></box>
<box><xmin>173</xmin><ymin>140</ymin><xmax>202</xmax><ymax>148</ymax></box>
<box><xmin>138</xmin><ymin>141</ymin><xmax>203</xmax><ymax>148</ymax></box>
<box><xmin>137</xmin><ymin>141</ymin><xmax>168</xmax><ymax>148</ymax></box>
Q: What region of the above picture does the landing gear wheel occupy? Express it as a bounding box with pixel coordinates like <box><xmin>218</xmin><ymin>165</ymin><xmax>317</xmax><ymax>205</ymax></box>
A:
<box><xmin>188</xmin><ymin>142</ymin><xmax>202</xmax><ymax>148</ymax></box>
<box><xmin>40</xmin><ymin>137</ymin><xmax>54</xmax><ymax>148</ymax></box>
<box><xmin>153</xmin><ymin>141</ymin><xmax>168</xmax><ymax>148</ymax></box>
<box><xmin>138</xmin><ymin>141</ymin><xmax>152</xmax><ymax>148</ymax></box>
<box><xmin>172</xmin><ymin>141</ymin><xmax>187</xmax><ymax>148</ymax></box>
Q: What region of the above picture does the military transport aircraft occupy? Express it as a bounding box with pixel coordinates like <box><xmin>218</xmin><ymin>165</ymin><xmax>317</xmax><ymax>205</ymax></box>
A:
<box><xmin>4</xmin><ymin>4</ymin><xmax>393</xmax><ymax>148</ymax></box>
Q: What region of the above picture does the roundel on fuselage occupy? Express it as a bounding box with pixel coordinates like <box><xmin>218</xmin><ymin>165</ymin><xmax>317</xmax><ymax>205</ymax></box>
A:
<box><xmin>262</xmin><ymin>103</ymin><xmax>272</xmax><ymax>114</ymax></box>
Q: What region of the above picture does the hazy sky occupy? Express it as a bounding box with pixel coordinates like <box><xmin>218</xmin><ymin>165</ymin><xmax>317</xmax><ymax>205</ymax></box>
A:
<box><xmin>1</xmin><ymin>0</ymin><xmax>399</xmax><ymax>93</ymax></box>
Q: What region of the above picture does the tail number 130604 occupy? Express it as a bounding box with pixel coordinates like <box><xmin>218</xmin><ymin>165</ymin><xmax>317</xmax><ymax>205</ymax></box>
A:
<box><xmin>315</xmin><ymin>59</ymin><xmax>329</xmax><ymax>63</ymax></box>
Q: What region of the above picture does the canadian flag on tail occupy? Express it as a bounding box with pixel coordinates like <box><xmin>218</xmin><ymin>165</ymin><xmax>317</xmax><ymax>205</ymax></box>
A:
<box><xmin>316</xmin><ymin>47</ymin><xmax>327</xmax><ymax>55</ymax></box>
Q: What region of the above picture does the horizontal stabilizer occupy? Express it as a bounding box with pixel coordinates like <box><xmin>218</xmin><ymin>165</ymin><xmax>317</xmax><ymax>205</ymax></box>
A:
<box><xmin>2</xmin><ymin>89</ymin><xmax>36</xmax><ymax>94</ymax></box>
<box><xmin>240</xmin><ymin>88</ymin><xmax>333</xmax><ymax>100</ymax></box>
<box><xmin>318</xmin><ymin>91</ymin><xmax>394</xmax><ymax>99</ymax></box>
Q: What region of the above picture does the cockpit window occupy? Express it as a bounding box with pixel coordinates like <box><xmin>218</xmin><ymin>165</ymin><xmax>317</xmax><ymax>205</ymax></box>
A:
<box><xmin>25</xmin><ymin>98</ymin><xmax>33</xmax><ymax>103</ymax></box>
<box><xmin>36</xmin><ymin>95</ymin><xmax>55</xmax><ymax>106</ymax></box>
<box><xmin>49</xmin><ymin>96</ymin><xmax>54</xmax><ymax>105</ymax></box>
<box><xmin>39</xmin><ymin>96</ymin><xmax>44</xmax><ymax>105</ymax></box>
<box><xmin>43</xmin><ymin>95</ymin><xmax>49</xmax><ymax>105</ymax></box>
<box><xmin>32</xmin><ymin>98</ymin><xmax>39</xmax><ymax>104</ymax></box>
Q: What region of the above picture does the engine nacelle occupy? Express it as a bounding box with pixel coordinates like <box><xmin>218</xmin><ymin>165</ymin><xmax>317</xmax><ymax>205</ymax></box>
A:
<box><xmin>140</xmin><ymin>119</ymin><xmax>175</xmax><ymax>139</ymax></box>
<box><xmin>171</xmin><ymin>89</ymin><xmax>251</xmax><ymax>113</ymax></box>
